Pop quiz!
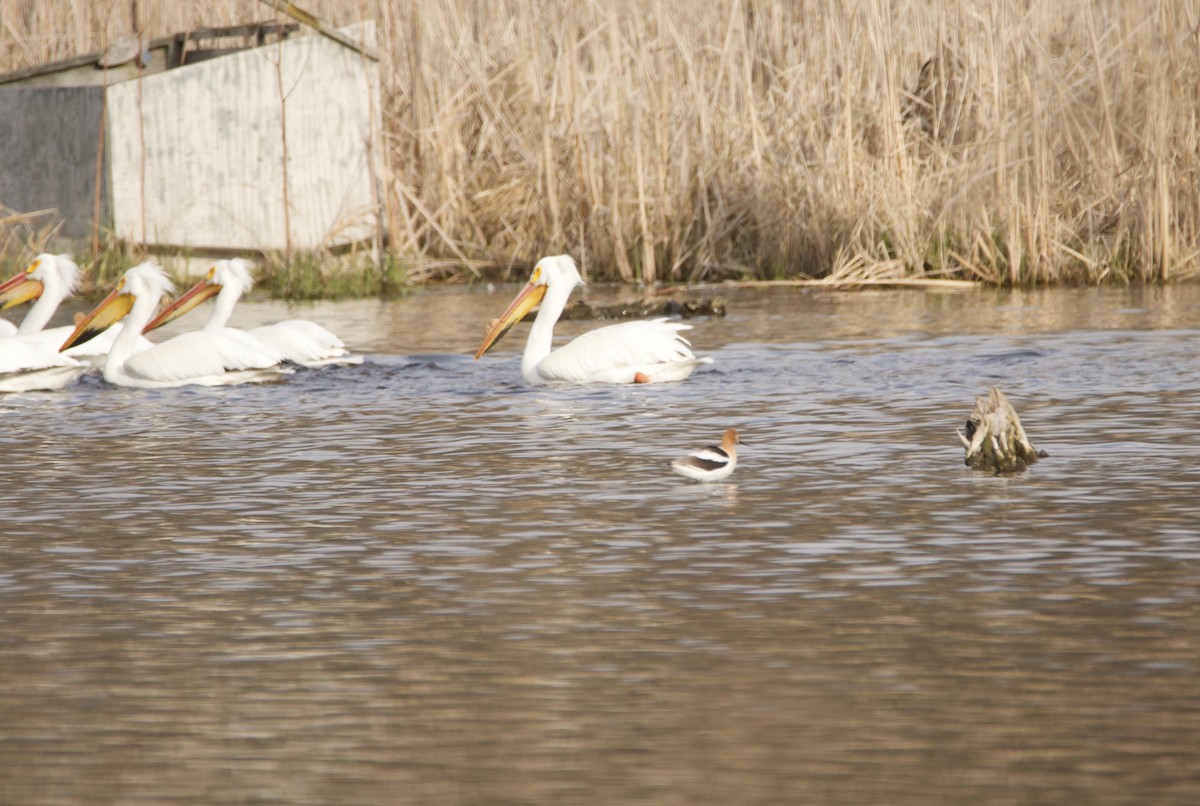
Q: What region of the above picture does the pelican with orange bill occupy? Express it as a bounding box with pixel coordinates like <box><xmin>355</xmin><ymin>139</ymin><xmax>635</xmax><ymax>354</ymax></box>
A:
<box><xmin>474</xmin><ymin>255</ymin><xmax>712</xmax><ymax>385</ymax></box>
<box><xmin>0</xmin><ymin>253</ymin><xmax>153</xmax><ymax>363</ymax></box>
<box><xmin>144</xmin><ymin>258</ymin><xmax>360</xmax><ymax>367</ymax></box>
<box><xmin>61</xmin><ymin>260</ymin><xmax>291</xmax><ymax>389</ymax></box>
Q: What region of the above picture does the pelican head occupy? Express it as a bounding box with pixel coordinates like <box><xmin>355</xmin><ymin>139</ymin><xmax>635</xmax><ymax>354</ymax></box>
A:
<box><xmin>475</xmin><ymin>255</ymin><xmax>582</xmax><ymax>359</ymax></box>
<box><xmin>0</xmin><ymin>253</ymin><xmax>81</xmax><ymax>311</ymax></box>
<box><xmin>61</xmin><ymin>260</ymin><xmax>173</xmax><ymax>350</ymax></box>
<box><xmin>143</xmin><ymin>257</ymin><xmax>255</xmax><ymax>333</ymax></box>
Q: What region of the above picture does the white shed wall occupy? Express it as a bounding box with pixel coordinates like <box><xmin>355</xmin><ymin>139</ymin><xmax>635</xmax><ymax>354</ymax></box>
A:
<box><xmin>106</xmin><ymin>22</ymin><xmax>380</xmax><ymax>252</ymax></box>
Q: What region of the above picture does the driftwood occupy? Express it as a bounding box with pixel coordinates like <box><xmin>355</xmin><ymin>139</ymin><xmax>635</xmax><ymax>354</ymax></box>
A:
<box><xmin>558</xmin><ymin>297</ymin><xmax>725</xmax><ymax>321</ymax></box>
<box><xmin>958</xmin><ymin>387</ymin><xmax>1047</xmax><ymax>474</ymax></box>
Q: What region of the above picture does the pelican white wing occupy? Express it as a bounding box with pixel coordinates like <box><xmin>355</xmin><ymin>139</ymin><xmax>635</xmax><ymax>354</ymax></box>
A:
<box><xmin>122</xmin><ymin>328</ymin><xmax>288</xmax><ymax>385</ymax></box>
<box><xmin>1</xmin><ymin>339</ymin><xmax>70</xmax><ymax>373</ymax></box>
<box><xmin>0</xmin><ymin>338</ymin><xmax>86</xmax><ymax>392</ymax></box>
<box><xmin>250</xmin><ymin>320</ymin><xmax>363</xmax><ymax>367</ymax></box>
<box><xmin>535</xmin><ymin>319</ymin><xmax>710</xmax><ymax>384</ymax></box>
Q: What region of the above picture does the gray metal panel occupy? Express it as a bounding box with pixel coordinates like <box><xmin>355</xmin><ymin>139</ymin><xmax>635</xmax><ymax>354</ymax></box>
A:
<box><xmin>0</xmin><ymin>86</ymin><xmax>107</xmax><ymax>239</ymax></box>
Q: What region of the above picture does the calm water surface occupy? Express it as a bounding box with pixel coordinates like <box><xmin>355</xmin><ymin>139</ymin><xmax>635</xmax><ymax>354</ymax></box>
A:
<box><xmin>2</xmin><ymin>284</ymin><xmax>1199</xmax><ymax>804</ymax></box>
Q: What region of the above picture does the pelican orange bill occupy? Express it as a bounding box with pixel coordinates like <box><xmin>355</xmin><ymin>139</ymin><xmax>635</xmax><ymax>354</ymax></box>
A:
<box><xmin>60</xmin><ymin>281</ymin><xmax>133</xmax><ymax>351</ymax></box>
<box><xmin>474</xmin><ymin>281</ymin><xmax>546</xmax><ymax>359</ymax></box>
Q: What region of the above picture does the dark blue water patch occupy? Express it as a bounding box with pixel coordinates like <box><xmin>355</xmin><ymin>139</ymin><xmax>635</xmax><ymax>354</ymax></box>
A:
<box><xmin>977</xmin><ymin>348</ymin><xmax>1049</xmax><ymax>364</ymax></box>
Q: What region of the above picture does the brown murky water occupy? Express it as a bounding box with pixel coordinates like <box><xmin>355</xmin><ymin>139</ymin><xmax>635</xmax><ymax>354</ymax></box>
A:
<box><xmin>2</xmin><ymin>284</ymin><xmax>1199</xmax><ymax>804</ymax></box>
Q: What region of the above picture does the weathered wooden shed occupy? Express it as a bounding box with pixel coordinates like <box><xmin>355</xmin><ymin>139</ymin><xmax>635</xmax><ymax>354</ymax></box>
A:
<box><xmin>0</xmin><ymin>20</ymin><xmax>382</xmax><ymax>255</ymax></box>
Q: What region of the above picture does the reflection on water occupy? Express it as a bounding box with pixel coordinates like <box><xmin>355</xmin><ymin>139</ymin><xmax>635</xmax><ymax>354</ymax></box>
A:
<box><xmin>2</xmin><ymin>285</ymin><xmax>1199</xmax><ymax>804</ymax></box>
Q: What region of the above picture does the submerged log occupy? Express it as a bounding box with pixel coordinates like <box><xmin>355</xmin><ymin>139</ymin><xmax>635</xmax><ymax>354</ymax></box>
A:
<box><xmin>957</xmin><ymin>387</ymin><xmax>1048</xmax><ymax>474</ymax></box>
<box><xmin>558</xmin><ymin>297</ymin><xmax>726</xmax><ymax>321</ymax></box>
<box><xmin>489</xmin><ymin>296</ymin><xmax>725</xmax><ymax>333</ymax></box>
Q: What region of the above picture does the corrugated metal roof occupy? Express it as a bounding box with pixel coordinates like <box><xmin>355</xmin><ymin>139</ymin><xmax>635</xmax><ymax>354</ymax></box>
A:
<box><xmin>0</xmin><ymin>23</ymin><xmax>299</xmax><ymax>88</ymax></box>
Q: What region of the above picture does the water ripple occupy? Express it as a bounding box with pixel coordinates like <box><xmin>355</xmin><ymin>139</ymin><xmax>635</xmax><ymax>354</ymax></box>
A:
<box><xmin>2</xmin><ymin>287</ymin><xmax>1199</xmax><ymax>803</ymax></box>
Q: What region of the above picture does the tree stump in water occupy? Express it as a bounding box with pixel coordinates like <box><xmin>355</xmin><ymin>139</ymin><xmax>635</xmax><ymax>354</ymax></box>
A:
<box><xmin>957</xmin><ymin>387</ymin><xmax>1047</xmax><ymax>474</ymax></box>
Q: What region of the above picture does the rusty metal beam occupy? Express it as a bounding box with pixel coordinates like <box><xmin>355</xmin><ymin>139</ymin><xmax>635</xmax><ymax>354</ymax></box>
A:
<box><xmin>256</xmin><ymin>0</ymin><xmax>381</xmax><ymax>62</ymax></box>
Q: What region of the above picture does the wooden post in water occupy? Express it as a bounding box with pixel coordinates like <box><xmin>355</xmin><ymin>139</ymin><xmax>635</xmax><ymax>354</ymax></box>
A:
<box><xmin>957</xmin><ymin>387</ymin><xmax>1047</xmax><ymax>474</ymax></box>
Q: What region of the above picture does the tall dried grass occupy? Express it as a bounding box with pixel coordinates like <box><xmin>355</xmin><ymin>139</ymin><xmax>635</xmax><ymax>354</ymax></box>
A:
<box><xmin>2</xmin><ymin>0</ymin><xmax>1198</xmax><ymax>284</ymax></box>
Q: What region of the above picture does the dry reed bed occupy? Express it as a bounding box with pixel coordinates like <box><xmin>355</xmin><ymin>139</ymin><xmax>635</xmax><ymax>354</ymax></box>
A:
<box><xmin>1</xmin><ymin>0</ymin><xmax>1198</xmax><ymax>285</ymax></box>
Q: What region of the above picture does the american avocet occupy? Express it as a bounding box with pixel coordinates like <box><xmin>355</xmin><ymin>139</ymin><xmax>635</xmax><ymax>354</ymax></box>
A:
<box><xmin>144</xmin><ymin>258</ymin><xmax>362</xmax><ymax>367</ymax></box>
<box><xmin>474</xmin><ymin>255</ymin><xmax>712</xmax><ymax>385</ymax></box>
<box><xmin>671</xmin><ymin>428</ymin><xmax>743</xmax><ymax>482</ymax></box>
<box><xmin>60</xmin><ymin>260</ymin><xmax>291</xmax><ymax>389</ymax></box>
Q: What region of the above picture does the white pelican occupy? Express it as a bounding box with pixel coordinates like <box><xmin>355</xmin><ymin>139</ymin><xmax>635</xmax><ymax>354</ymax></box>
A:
<box><xmin>0</xmin><ymin>253</ymin><xmax>152</xmax><ymax>363</ymax></box>
<box><xmin>474</xmin><ymin>255</ymin><xmax>712</xmax><ymax>384</ymax></box>
<box><xmin>0</xmin><ymin>337</ymin><xmax>87</xmax><ymax>393</ymax></box>
<box><xmin>671</xmin><ymin>428</ymin><xmax>744</xmax><ymax>482</ymax></box>
<box><xmin>144</xmin><ymin>258</ymin><xmax>362</xmax><ymax>367</ymax></box>
<box><xmin>0</xmin><ymin>254</ymin><xmax>89</xmax><ymax>391</ymax></box>
<box><xmin>60</xmin><ymin>260</ymin><xmax>292</xmax><ymax>389</ymax></box>
<box><xmin>0</xmin><ymin>319</ymin><xmax>15</xmax><ymax>337</ymax></box>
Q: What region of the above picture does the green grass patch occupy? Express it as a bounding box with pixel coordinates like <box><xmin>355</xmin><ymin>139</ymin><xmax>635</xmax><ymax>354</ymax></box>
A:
<box><xmin>256</xmin><ymin>251</ymin><xmax>410</xmax><ymax>300</ymax></box>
